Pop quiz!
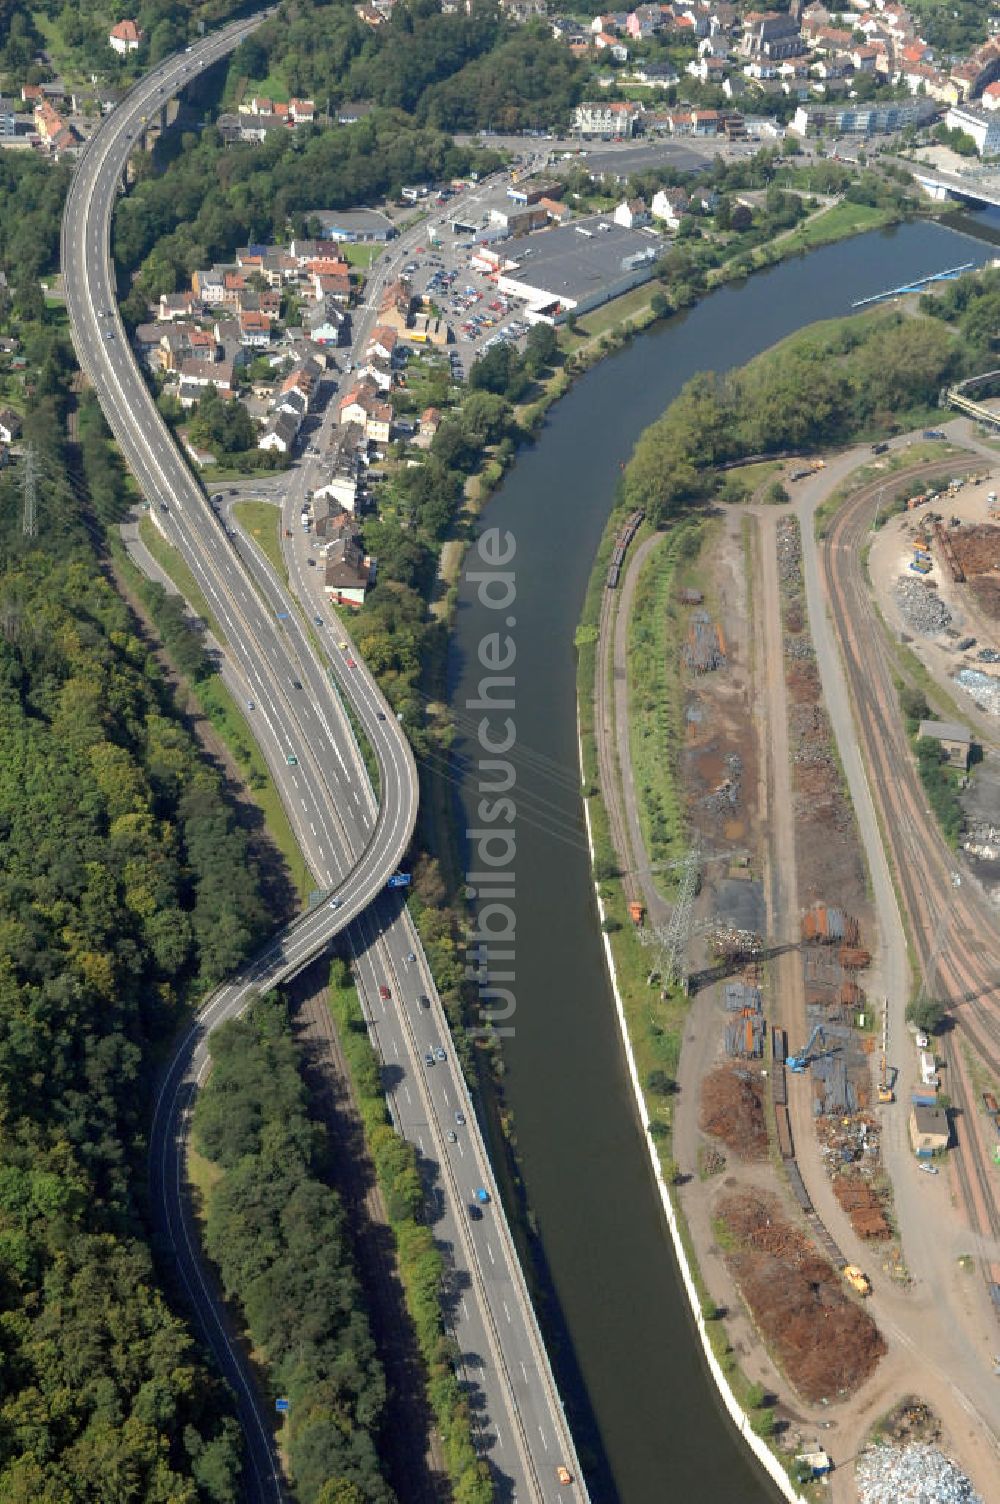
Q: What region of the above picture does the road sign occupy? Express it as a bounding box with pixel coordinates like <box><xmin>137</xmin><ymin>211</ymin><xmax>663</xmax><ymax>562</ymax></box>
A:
<box><xmin>387</xmin><ymin>873</ymin><xmax>411</xmax><ymax>890</ymax></box>
<box><xmin>275</xmin><ymin>1398</ymin><xmax>290</xmax><ymax>1414</ymax></box>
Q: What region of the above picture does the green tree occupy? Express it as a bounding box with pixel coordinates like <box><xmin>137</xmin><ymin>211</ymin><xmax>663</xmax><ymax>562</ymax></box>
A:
<box><xmin>906</xmin><ymin>997</ymin><xmax>945</xmax><ymax>1033</ymax></box>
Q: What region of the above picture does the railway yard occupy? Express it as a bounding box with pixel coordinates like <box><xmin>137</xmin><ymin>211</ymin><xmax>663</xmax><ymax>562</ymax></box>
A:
<box><xmin>596</xmin><ymin>421</ymin><xmax>1000</xmax><ymax>1503</ymax></box>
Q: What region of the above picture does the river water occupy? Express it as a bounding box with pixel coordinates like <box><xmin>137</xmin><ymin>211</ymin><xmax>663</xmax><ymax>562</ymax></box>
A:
<box><xmin>448</xmin><ymin>220</ymin><xmax>992</xmax><ymax>1504</ymax></box>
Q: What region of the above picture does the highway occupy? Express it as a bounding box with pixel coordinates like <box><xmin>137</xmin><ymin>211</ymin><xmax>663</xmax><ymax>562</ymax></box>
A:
<box><xmin>61</xmin><ymin>15</ymin><xmax>586</xmax><ymax>1504</ymax></box>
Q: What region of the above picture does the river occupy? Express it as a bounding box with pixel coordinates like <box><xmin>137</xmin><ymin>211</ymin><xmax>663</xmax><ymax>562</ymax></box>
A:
<box><xmin>448</xmin><ymin>219</ymin><xmax>993</xmax><ymax>1504</ymax></box>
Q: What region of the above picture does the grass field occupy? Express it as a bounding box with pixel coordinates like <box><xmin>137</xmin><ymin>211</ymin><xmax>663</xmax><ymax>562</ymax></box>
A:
<box><xmin>628</xmin><ymin>522</ymin><xmax>707</xmax><ymax>899</ymax></box>
<box><xmin>240</xmin><ymin>68</ymin><xmax>289</xmax><ymax>102</ymax></box>
<box><xmin>572</xmin><ymin>283</ymin><xmax>659</xmax><ymax>342</ymax></box>
<box><xmin>195</xmin><ymin>676</ymin><xmax>314</xmax><ymax>899</ymax></box>
<box><xmin>138</xmin><ymin>514</ymin><xmax>225</xmax><ymax>642</ymax></box>
<box><xmin>777</xmin><ymin>200</ymin><xmax>892</xmax><ymax>254</ymax></box>
<box><xmin>233</xmin><ymin>499</ymin><xmax>287</xmax><ymax>581</ymax></box>
<box><xmin>341</xmin><ymin>242</ymin><xmax>379</xmax><ymax>270</ymax></box>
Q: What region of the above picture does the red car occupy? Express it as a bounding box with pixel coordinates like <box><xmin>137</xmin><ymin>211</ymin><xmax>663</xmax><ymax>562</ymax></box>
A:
<box><xmin>345</xmin><ymin>656</ymin><xmax>355</xmax><ymax>668</ymax></box>
<box><xmin>378</xmin><ymin>985</ymin><xmax>391</xmax><ymax>1001</ymax></box>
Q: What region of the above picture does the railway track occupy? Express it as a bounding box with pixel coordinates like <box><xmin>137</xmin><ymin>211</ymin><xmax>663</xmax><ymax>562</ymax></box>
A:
<box><xmin>593</xmin><ymin>517</ymin><xmax>645</xmax><ymax>910</ymax></box>
<box><xmin>820</xmin><ymin>460</ymin><xmax>1000</xmax><ymax>1290</ymax></box>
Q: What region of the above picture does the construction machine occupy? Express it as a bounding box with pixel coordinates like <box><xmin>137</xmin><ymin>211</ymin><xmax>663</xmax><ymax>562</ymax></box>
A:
<box><xmin>787</xmin><ymin>1024</ymin><xmax>838</xmax><ymax>1074</ymax></box>
<box><xmin>842</xmin><ymin>1264</ymin><xmax>871</xmax><ymax>1297</ymax></box>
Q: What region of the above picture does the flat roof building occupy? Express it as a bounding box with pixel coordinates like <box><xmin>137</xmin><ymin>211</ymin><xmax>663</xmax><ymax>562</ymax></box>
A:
<box><xmin>306</xmin><ymin>208</ymin><xmax>397</xmax><ymax>242</ymax></box>
<box><xmin>909</xmin><ymin>1104</ymin><xmax>949</xmax><ymax>1156</ymax></box>
<box><xmin>918</xmin><ymin>720</ymin><xmax>972</xmax><ymax>769</ymax></box>
<box><xmin>491</xmin><ymin>215</ymin><xmax>662</xmax><ymax>321</ymax></box>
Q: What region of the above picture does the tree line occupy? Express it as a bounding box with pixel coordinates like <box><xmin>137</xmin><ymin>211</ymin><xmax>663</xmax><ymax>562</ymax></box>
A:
<box><xmin>0</xmin><ymin>431</ymin><xmax>271</xmax><ymax>1497</ymax></box>
<box><xmin>622</xmin><ymin>309</ymin><xmax>958</xmax><ymax>525</ymax></box>
<box><xmin>193</xmin><ymin>994</ymin><xmax>395</xmax><ymax>1504</ymax></box>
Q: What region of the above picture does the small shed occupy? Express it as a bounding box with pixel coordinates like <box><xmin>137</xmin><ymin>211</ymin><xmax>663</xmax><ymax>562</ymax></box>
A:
<box><xmin>909</xmin><ymin>1103</ymin><xmax>949</xmax><ymax>1157</ymax></box>
<box><xmin>918</xmin><ymin>720</ymin><xmax>972</xmax><ymax>770</ymax></box>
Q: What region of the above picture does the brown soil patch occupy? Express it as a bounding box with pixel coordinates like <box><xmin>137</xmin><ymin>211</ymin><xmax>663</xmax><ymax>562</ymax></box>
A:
<box><xmin>717</xmin><ymin>1189</ymin><xmax>885</xmax><ymax>1403</ymax></box>
<box><xmin>969</xmin><ymin>575</ymin><xmax>1000</xmax><ymax>621</ymax></box>
<box><xmin>948</xmin><ymin>523</ymin><xmax>1000</xmax><ymax>578</ymax></box>
<box><xmin>700</xmin><ymin>1065</ymin><xmax>767</xmax><ymax>1158</ymax></box>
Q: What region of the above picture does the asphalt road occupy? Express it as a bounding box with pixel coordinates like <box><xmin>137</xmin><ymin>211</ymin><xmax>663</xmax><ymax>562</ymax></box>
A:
<box><xmin>61</xmin><ymin>17</ymin><xmax>586</xmax><ymax>1504</ymax></box>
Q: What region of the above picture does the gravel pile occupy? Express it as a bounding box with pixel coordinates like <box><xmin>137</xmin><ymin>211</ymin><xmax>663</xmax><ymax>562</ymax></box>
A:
<box><xmin>785</xmin><ymin>634</ymin><xmax>815</xmax><ymax>660</ymax></box>
<box><xmin>777</xmin><ymin>517</ymin><xmax>802</xmax><ymax>590</ymax></box>
<box><xmin>856</xmin><ymin>1443</ymin><xmax>983</xmax><ymax>1504</ymax></box>
<box><xmin>895</xmin><ymin>577</ymin><xmax>953</xmax><ymax>636</ymax></box>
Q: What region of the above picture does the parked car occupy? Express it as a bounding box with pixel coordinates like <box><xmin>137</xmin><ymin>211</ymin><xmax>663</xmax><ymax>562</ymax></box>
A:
<box><xmin>378</xmin><ymin>985</ymin><xmax>391</xmax><ymax>1001</ymax></box>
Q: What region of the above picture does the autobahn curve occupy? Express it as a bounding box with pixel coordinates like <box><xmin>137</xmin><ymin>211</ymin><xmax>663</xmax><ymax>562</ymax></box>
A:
<box><xmin>61</xmin><ymin>16</ymin><xmax>587</xmax><ymax>1504</ymax></box>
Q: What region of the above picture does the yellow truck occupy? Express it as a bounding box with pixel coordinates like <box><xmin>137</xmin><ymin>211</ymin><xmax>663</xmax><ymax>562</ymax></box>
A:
<box><xmin>842</xmin><ymin>1264</ymin><xmax>871</xmax><ymax>1297</ymax></box>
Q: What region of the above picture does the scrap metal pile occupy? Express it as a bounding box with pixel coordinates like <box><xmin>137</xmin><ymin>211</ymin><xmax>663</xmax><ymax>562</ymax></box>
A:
<box><xmin>723</xmin><ymin>980</ymin><xmax>764</xmax><ymax>1059</ymax></box>
<box><xmin>856</xmin><ymin>1444</ymin><xmax>983</xmax><ymax>1504</ymax></box>
<box><xmin>684</xmin><ymin>610</ymin><xmax>727</xmax><ymax>674</ymax></box>
<box><xmin>895</xmin><ymin>576</ymin><xmax>953</xmax><ymax>635</ymax></box>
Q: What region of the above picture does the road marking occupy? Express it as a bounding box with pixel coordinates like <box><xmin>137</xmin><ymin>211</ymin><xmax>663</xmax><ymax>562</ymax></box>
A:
<box><xmin>502</xmin><ymin>1300</ymin><xmax>511</xmax><ymax>1323</ymax></box>
<box><xmin>538</xmin><ymin>1424</ymin><xmax>549</xmax><ymax>1451</ymax></box>
<box><xmin>520</xmin><ymin>1362</ymin><xmax>528</xmax><ymax>1382</ymax></box>
<box><xmin>403</xmin><ymin>1084</ymin><xmax>411</xmax><ymax>1105</ymax></box>
<box><xmin>461</xmin><ymin>1297</ymin><xmax>470</xmax><ymax>1320</ymax></box>
<box><xmin>486</xmin><ymin>1242</ymin><xmax>495</xmax><ymax>1265</ymax></box>
<box><xmin>310</xmin><ymin>822</ymin><xmax>316</xmax><ymax>835</ymax></box>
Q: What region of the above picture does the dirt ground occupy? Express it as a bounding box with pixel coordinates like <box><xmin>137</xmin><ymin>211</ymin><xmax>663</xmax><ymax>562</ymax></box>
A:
<box><xmin>717</xmin><ymin>1187</ymin><xmax>887</xmax><ymax>1404</ymax></box>
<box><xmin>779</xmin><ymin>517</ymin><xmax>869</xmax><ymax>919</ymax></box>
<box><xmin>673</xmin><ymin>515</ymin><xmax>760</xmax><ymax>875</ymax></box>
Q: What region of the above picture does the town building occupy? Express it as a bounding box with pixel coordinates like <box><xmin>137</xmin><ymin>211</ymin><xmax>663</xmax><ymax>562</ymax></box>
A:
<box><xmin>109</xmin><ymin>19</ymin><xmax>143</xmax><ymax>53</ymax></box>
<box><xmin>790</xmin><ymin>96</ymin><xmax>936</xmax><ymax>134</ymax></box>
<box><xmin>305</xmin><ymin>207</ymin><xmax>397</xmax><ymax>242</ymax></box>
<box><xmin>944</xmin><ymin>103</ymin><xmax>1000</xmax><ymax>156</ymax></box>
<box><xmin>573</xmin><ymin>100</ymin><xmax>643</xmax><ymax>137</ymax></box>
<box><xmin>909</xmin><ymin>1103</ymin><xmax>949</xmax><ymax>1157</ymax></box>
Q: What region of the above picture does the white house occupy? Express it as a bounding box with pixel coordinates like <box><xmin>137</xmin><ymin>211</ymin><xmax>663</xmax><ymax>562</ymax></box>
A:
<box><xmin>259</xmin><ymin>411</ymin><xmax>299</xmax><ymax>453</ymax></box>
<box><xmin>613</xmin><ymin>197</ymin><xmax>651</xmax><ymax>228</ymax></box>
<box><xmin>651</xmin><ymin>188</ymin><xmax>690</xmax><ymax>228</ymax></box>
<box><xmin>109</xmin><ymin>20</ymin><xmax>143</xmax><ymax>53</ymax></box>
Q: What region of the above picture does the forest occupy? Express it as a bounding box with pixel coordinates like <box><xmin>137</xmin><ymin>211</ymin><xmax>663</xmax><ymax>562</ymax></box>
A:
<box><xmin>0</xmin><ymin>411</ymin><xmax>270</xmax><ymax>1495</ymax></box>
<box><xmin>227</xmin><ymin>0</ymin><xmax>582</xmax><ymax>131</ymax></box>
<box><xmin>621</xmin><ymin>309</ymin><xmax>960</xmax><ymax>524</ymax></box>
<box><xmin>0</xmin><ymin>134</ymin><xmax>282</xmax><ymax>1495</ymax></box>
<box><xmin>193</xmin><ymin>995</ymin><xmax>394</xmax><ymax>1504</ymax></box>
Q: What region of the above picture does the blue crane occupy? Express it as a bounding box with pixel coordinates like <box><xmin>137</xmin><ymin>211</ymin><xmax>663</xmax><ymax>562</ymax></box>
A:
<box><xmin>787</xmin><ymin>1024</ymin><xmax>837</xmax><ymax>1074</ymax></box>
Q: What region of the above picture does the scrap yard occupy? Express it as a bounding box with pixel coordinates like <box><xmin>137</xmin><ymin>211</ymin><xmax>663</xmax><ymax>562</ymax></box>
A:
<box><xmin>598</xmin><ymin>428</ymin><xmax>1000</xmax><ymax>1504</ymax></box>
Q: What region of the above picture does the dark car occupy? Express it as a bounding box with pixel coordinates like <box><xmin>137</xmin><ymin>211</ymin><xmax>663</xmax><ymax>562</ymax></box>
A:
<box><xmin>468</xmin><ymin>1203</ymin><xmax>483</xmax><ymax>1221</ymax></box>
<box><xmin>418</xmin><ymin>993</ymin><xmax>430</xmax><ymax>1008</ymax></box>
<box><xmin>291</xmin><ymin>678</ymin><xmax>302</xmax><ymax>689</ymax></box>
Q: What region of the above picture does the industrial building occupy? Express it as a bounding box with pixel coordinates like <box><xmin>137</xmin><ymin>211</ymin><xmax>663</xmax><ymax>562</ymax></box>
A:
<box><xmin>917</xmin><ymin>719</ymin><xmax>972</xmax><ymax>770</ymax></box>
<box><xmin>909</xmin><ymin>1103</ymin><xmax>949</xmax><ymax>1157</ymax></box>
<box><xmin>479</xmin><ymin>216</ymin><xmax>663</xmax><ymax>322</ymax></box>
